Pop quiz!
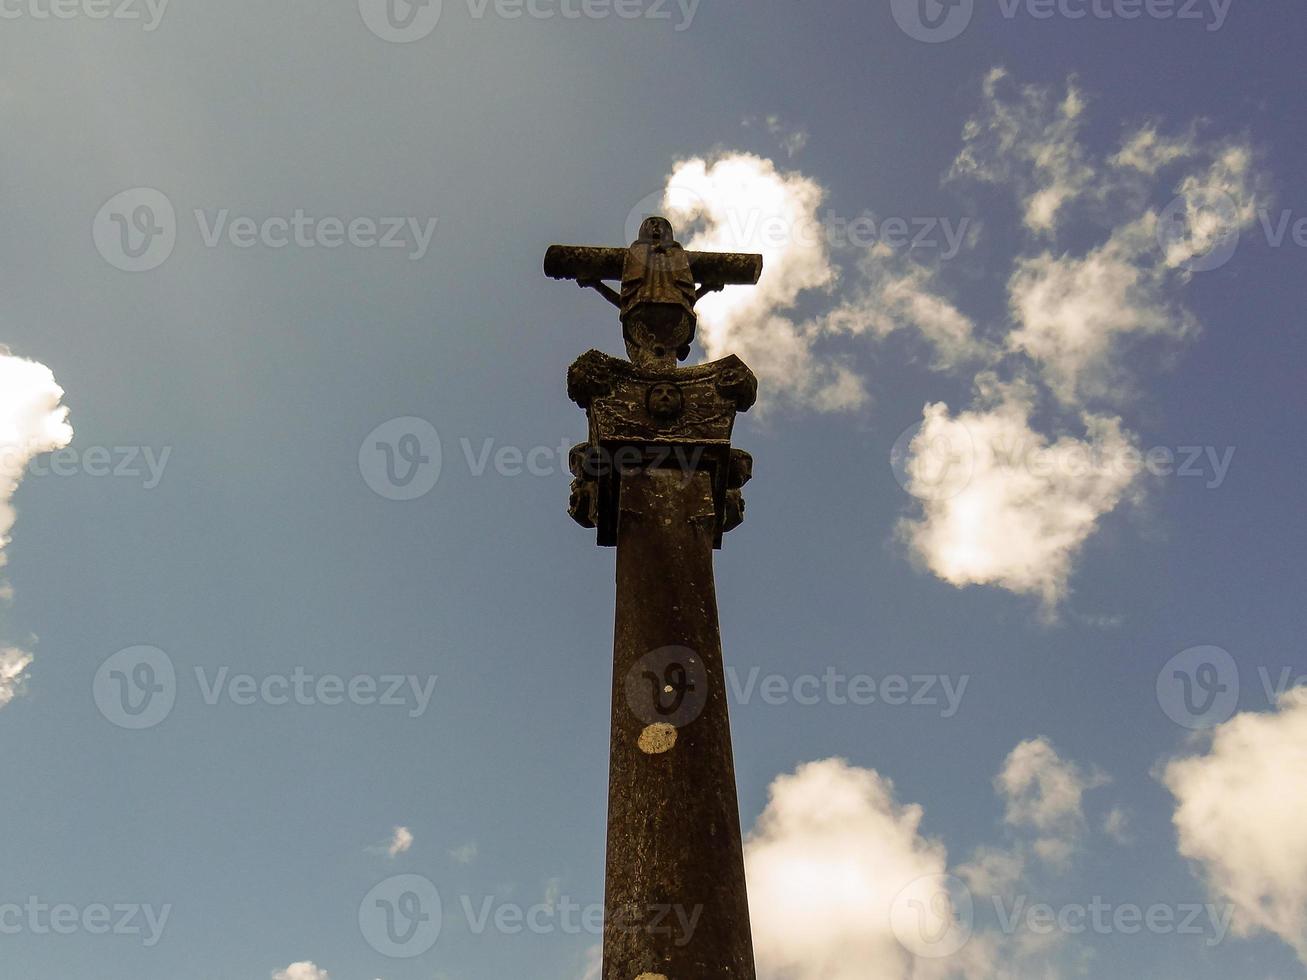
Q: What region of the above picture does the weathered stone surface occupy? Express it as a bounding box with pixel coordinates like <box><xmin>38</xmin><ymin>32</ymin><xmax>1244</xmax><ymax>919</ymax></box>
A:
<box><xmin>604</xmin><ymin>468</ymin><xmax>756</xmax><ymax>979</ymax></box>
<box><xmin>547</xmin><ymin>218</ymin><xmax>761</xmax><ymax>980</ymax></box>
<box><xmin>566</xmin><ymin>349</ymin><xmax>756</xmax><ymax>547</ymax></box>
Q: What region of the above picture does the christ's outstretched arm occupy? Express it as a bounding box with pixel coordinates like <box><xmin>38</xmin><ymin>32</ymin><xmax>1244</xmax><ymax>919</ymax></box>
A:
<box><xmin>579</xmin><ymin>278</ymin><xmax>622</xmax><ymax>308</ymax></box>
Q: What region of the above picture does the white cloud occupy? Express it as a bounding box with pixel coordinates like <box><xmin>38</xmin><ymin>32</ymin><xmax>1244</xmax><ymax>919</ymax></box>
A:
<box><xmin>664</xmin><ymin>72</ymin><xmax>1267</xmax><ymax>611</ymax></box>
<box><xmin>744</xmin><ymin>749</ymin><xmax>1113</xmax><ymax>980</ymax></box>
<box><xmin>580</xmin><ymin>943</ymin><xmax>602</xmax><ymax>980</ymax></box>
<box><xmin>817</xmin><ymin>245</ymin><xmax>993</xmax><ymax>372</ymax></box>
<box><xmin>386</xmin><ymin>825</ymin><xmax>413</xmax><ymax>858</ymax></box>
<box><xmin>951</xmin><ymin>72</ymin><xmax>1264</xmax><ymax>410</ymax></box>
<box><xmin>0</xmin><ymin>348</ymin><xmax>72</xmax><ymax>708</ymax></box>
<box><xmin>1</xmin><ymin>348</ymin><xmax>72</xmax><ymax>579</ymax></box>
<box><xmin>450</xmin><ymin>840</ymin><xmax>478</xmax><ymax>864</ymax></box>
<box><xmin>661</xmin><ymin>153</ymin><xmax>862</xmax><ymax>412</ymax></box>
<box><xmin>743</xmin><ymin>758</ymin><xmax>979</xmax><ymax>980</ymax></box>
<box><xmin>1163</xmin><ymin>692</ymin><xmax>1307</xmax><ymax>964</ymax></box>
<box><xmin>1110</xmin><ymin>123</ymin><xmax>1201</xmax><ymax>176</ymax></box>
<box><xmin>996</xmin><ymin>737</ymin><xmax>1106</xmax><ymax>868</ymax></box>
<box><xmin>0</xmin><ymin>646</ymin><xmax>33</xmax><ymax>709</ymax></box>
<box><xmin>897</xmin><ymin>375</ymin><xmax>1141</xmax><ymax>613</ymax></box>
<box><xmin>272</xmin><ymin>964</ymin><xmax>329</xmax><ymax>980</ymax></box>
<box><xmin>1102</xmin><ymin>806</ymin><xmax>1132</xmax><ymax>844</ymax></box>
<box><xmin>1005</xmin><ymin>220</ymin><xmax>1198</xmax><ymax>407</ymax></box>
<box><xmin>949</xmin><ymin>68</ymin><xmax>1094</xmax><ymax>236</ymax></box>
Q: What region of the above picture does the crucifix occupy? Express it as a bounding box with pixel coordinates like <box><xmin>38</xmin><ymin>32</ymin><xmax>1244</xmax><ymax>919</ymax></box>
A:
<box><xmin>545</xmin><ymin>217</ymin><xmax>763</xmax><ymax>979</ymax></box>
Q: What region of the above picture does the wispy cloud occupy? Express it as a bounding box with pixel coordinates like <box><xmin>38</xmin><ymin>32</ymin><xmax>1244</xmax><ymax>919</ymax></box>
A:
<box><xmin>1163</xmin><ymin>693</ymin><xmax>1307</xmax><ymax>964</ymax></box>
<box><xmin>0</xmin><ymin>347</ymin><xmax>73</xmax><ymax>707</ymax></box>
<box><xmin>663</xmin><ymin>69</ymin><xmax>1267</xmax><ymax>612</ymax></box>
<box><xmin>272</xmin><ymin>964</ymin><xmax>330</xmax><ymax>980</ymax></box>
<box><xmin>744</xmin><ymin>743</ymin><xmax>1111</xmax><ymax>979</ymax></box>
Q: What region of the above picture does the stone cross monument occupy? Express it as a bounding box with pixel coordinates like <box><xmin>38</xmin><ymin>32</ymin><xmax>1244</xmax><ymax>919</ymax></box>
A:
<box><xmin>545</xmin><ymin>217</ymin><xmax>763</xmax><ymax>979</ymax></box>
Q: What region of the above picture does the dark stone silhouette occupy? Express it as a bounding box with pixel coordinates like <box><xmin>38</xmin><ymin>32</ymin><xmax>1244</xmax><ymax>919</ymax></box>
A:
<box><xmin>546</xmin><ymin>218</ymin><xmax>763</xmax><ymax>979</ymax></box>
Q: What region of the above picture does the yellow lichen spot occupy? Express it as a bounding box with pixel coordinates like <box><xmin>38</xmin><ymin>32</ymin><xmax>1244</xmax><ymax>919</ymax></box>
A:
<box><xmin>635</xmin><ymin>974</ymin><xmax>669</xmax><ymax>980</ymax></box>
<box><xmin>637</xmin><ymin>723</ymin><xmax>678</xmax><ymax>754</ymax></box>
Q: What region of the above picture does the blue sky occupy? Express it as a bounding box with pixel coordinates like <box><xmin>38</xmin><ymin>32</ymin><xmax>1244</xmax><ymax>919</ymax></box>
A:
<box><xmin>2</xmin><ymin>2</ymin><xmax>1306</xmax><ymax>978</ymax></box>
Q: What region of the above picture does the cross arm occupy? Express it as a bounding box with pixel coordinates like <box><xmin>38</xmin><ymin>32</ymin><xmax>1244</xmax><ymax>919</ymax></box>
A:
<box><xmin>543</xmin><ymin>245</ymin><xmax>764</xmax><ymax>287</ymax></box>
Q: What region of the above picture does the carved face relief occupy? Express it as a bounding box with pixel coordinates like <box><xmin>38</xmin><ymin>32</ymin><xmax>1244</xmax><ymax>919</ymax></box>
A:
<box><xmin>646</xmin><ymin>382</ymin><xmax>685</xmax><ymax>422</ymax></box>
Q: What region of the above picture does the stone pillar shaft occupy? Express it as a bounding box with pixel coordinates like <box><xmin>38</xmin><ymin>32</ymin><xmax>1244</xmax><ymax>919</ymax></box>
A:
<box><xmin>602</xmin><ymin>466</ymin><xmax>756</xmax><ymax>979</ymax></box>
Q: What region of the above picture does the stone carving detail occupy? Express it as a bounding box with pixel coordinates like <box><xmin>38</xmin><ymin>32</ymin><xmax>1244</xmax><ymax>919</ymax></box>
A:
<box><xmin>645</xmin><ymin>382</ymin><xmax>685</xmax><ymax>423</ymax></box>
<box><xmin>547</xmin><ymin>218</ymin><xmax>763</xmax><ymax>548</ymax></box>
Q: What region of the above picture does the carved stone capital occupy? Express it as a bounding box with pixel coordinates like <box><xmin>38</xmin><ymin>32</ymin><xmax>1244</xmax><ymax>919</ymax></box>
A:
<box><xmin>565</xmin><ymin>350</ymin><xmax>757</xmax><ymax>548</ymax></box>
